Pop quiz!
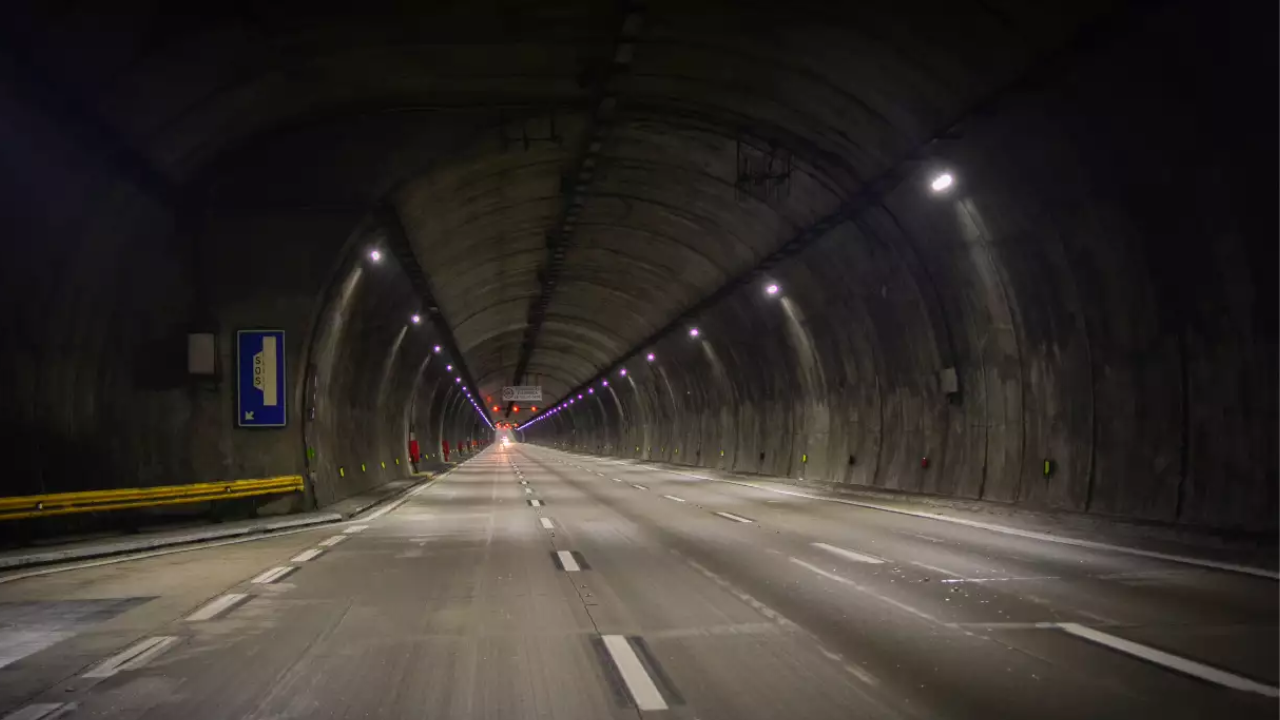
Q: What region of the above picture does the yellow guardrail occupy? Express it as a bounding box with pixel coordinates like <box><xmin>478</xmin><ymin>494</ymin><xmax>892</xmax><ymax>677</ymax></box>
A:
<box><xmin>0</xmin><ymin>475</ymin><xmax>305</xmax><ymax>521</ymax></box>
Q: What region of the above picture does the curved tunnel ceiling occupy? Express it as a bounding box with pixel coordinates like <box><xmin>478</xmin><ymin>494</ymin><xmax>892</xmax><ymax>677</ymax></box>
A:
<box><xmin>5</xmin><ymin>0</ymin><xmax>1120</xmax><ymax>415</ymax></box>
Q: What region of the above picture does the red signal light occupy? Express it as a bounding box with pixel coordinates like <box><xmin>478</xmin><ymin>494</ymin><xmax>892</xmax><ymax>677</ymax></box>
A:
<box><xmin>492</xmin><ymin>406</ymin><xmax>499</xmax><ymax>412</ymax></box>
<box><xmin>513</xmin><ymin>405</ymin><xmax>520</xmax><ymax>412</ymax></box>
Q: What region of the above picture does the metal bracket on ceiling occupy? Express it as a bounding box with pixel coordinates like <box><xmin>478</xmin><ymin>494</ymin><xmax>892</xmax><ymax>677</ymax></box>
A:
<box><xmin>505</xmin><ymin>3</ymin><xmax>646</xmax><ymax>418</ymax></box>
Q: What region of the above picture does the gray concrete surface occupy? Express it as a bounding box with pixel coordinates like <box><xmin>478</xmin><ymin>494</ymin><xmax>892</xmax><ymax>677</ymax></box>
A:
<box><xmin>0</xmin><ymin>444</ymin><xmax>1273</xmax><ymax>719</ymax></box>
<box><xmin>0</xmin><ymin>473</ymin><xmax>448</xmax><ymax>572</ymax></box>
<box><xmin>0</xmin><ymin>0</ymin><xmax>1272</xmax><ymax>542</ymax></box>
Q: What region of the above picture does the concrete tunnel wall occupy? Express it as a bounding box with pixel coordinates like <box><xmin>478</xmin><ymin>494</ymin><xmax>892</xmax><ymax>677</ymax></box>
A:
<box><xmin>520</xmin><ymin>4</ymin><xmax>1277</xmax><ymax>534</ymax></box>
<box><xmin>0</xmin><ymin>101</ymin><xmax>481</xmax><ymax>527</ymax></box>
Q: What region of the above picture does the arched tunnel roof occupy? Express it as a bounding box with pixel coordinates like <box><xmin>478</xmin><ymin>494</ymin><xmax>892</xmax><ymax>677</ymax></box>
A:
<box><xmin>4</xmin><ymin>0</ymin><xmax>1119</xmax><ymax>415</ymax></box>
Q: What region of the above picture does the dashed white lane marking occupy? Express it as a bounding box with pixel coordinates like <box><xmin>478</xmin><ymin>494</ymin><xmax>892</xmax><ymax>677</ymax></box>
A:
<box><xmin>705</xmin><ymin>479</ymin><xmax>1279</xmax><ymax>580</ymax></box>
<box><xmin>612</xmin><ymin>478</ymin><xmax>622</xmax><ymax>483</ymax></box>
<box><xmin>529</xmin><ymin>499</ymin><xmax>543</xmax><ymax>507</ymax></box>
<box><xmin>662</xmin><ymin>495</ymin><xmax>686</xmax><ymax>503</ymax></box>
<box><xmin>940</xmin><ymin>576</ymin><xmax>1059</xmax><ymax>584</ymax></box>
<box><xmin>714</xmin><ymin>511</ymin><xmax>753</xmax><ymax>523</ymax></box>
<box><xmin>540</xmin><ymin>518</ymin><xmax>555</xmax><ymax>529</ymax></box>
<box><xmin>186</xmin><ymin>593</ymin><xmax>249</xmax><ymax>621</ymax></box>
<box><xmin>82</xmin><ymin>636</ymin><xmax>180</xmax><ymax>678</ymax></box>
<box><xmin>1055</xmin><ymin>623</ymin><xmax>1279</xmax><ymax>697</ymax></box>
<box><xmin>344</xmin><ymin>525</ymin><xmax>369</xmax><ymax>534</ymax></box>
<box><xmin>631</xmin><ymin>484</ymin><xmax>648</xmax><ymax>490</ymax></box>
<box><xmin>910</xmin><ymin>561</ymin><xmax>964</xmax><ymax>578</ymax></box>
<box><xmin>812</xmin><ymin>542</ymin><xmax>884</xmax><ymax>565</ymax></box>
<box><xmin>520</xmin><ymin>480</ymin><xmax>529</xmax><ymax>485</ymax></box>
<box><xmin>525</xmin><ymin>488</ymin><xmax>533</xmax><ymax>494</ymax></box>
<box><xmin>790</xmin><ymin>558</ymin><xmax>941</xmax><ymax>625</ymax></box>
<box><xmin>556</xmin><ymin>551</ymin><xmax>582</xmax><ymax>572</ymax></box>
<box><xmin>601</xmin><ymin>635</ymin><xmax>669</xmax><ymax>711</ymax></box>
<box><xmin>3</xmin><ymin>703</ymin><xmax>74</xmax><ymax>720</ymax></box>
<box><xmin>250</xmin><ymin>566</ymin><xmax>296</xmax><ymax>584</ymax></box>
<box><xmin>291</xmin><ymin>548</ymin><xmax>324</xmax><ymax>563</ymax></box>
<box><xmin>319</xmin><ymin>535</ymin><xmax>346</xmax><ymax>547</ymax></box>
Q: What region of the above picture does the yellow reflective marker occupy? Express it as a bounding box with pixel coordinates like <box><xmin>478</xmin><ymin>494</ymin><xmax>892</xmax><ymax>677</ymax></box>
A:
<box><xmin>395</xmin><ymin>458</ymin><xmax>400</xmax><ymax>465</ymax></box>
<box><xmin>361</xmin><ymin>463</ymin><xmax>366</xmax><ymax>472</ymax></box>
<box><xmin>674</xmin><ymin>448</ymin><xmax>679</xmax><ymax>454</ymax></box>
<box><xmin>339</xmin><ymin>467</ymin><xmax>346</xmax><ymax>478</ymax></box>
<box><xmin>381</xmin><ymin>461</ymin><xmax>386</xmax><ymax>469</ymax></box>
<box><xmin>720</xmin><ymin>449</ymin><xmax>724</xmax><ymax>457</ymax></box>
<box><xmin>802</xmin><ymin>454</ymin><xmax>808</xmax><ymax>463</ymax></box>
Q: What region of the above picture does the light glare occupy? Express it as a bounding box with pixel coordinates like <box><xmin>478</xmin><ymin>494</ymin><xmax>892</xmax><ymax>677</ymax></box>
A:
<box><xmin>689</xmin><ymin>327</ymin><xmax>700</xmax><ymax>338</ymax></box>
<box><xmin>766</xmin><ymin>284</ymin><xmax>779</xmax><ymax>295</ymax></box>
<box><xmin>930</xmin><ymin>172</ymin><xmax>954</xmax><ymax>192</ymax></box>
<box><xmin>369</xmin><ymin>249</ymin><xmax>382</xmax><ymax>262</ymax></box>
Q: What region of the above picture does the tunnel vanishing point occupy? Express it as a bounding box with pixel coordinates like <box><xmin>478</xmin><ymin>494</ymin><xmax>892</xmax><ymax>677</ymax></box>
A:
<box><xmin>0</xmin><ymin>0</ymin><xmax>1274</xmax><ymax>536</ymax></box>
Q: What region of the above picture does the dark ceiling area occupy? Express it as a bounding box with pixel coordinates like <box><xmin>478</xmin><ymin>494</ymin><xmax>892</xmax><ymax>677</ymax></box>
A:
<box><xmin>0</xmin><ymin>0</ymin><xmax>1273</xmax><ymax>532</ymax></box>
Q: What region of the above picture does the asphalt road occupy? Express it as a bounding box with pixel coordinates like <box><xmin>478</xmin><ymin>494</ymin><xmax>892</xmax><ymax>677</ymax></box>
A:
<box><xmin>0</xmin><ymin>444</ymin><xmax>1275</xmax><ymax>719</ymax></box>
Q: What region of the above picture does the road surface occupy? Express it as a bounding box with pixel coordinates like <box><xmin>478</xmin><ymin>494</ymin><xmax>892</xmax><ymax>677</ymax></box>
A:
<box><xmin>0</xmin><ymin>444</ymin><xmax>1274</xmax><ymax>719</ymax></box>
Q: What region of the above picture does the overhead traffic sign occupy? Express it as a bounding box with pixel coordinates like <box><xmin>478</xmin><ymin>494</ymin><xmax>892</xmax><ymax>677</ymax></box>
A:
<box><xmin>502</xmin><ymin>386</ymin><xmax>542</xmax><ymax>402</ymax></box>
<box><xmin>237</xmin><ymin>329</ymin><xmax>287</xmax><ymax>427</ymax></box>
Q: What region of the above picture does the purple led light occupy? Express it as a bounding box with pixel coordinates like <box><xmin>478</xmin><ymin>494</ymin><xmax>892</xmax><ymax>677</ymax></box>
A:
<box><xmin>689</xmin><ymin>327</ymin><xmax>700</xmax><ymax>338</ymax></box>
<box><xmin>588</xmin><ymin>388</ymin><xmax>594</xmax><ymax>394</ymax></box>
<box><xmin>602</xmin><ymin>380</ymin><xmax>608</xmax><ymax>387</ymax></box>
<box><xmin>433</xmin><ymin>345</ymin><xmax>441</xmax><ymax>353</ymax></box>
<box><xmin>620</xmin><ymin>368</ymin><xmax>627</xmax><ymax>376</ymax></box>
<box><xmin>646</xmin><ymin>353</ymin><xmax>655</xmax><ymax>362</ymax></box>
<box><xmin>455</xmin><ymin>377</ymin><xmax>461</xmax><ymax>383</ymax></box>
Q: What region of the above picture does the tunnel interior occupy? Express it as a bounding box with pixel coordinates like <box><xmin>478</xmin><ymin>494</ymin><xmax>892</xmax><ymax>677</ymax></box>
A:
<box><xmin>0</xmin><ymin>0</ymin><xmax>1274</xmax><ymax>536</ymax></box>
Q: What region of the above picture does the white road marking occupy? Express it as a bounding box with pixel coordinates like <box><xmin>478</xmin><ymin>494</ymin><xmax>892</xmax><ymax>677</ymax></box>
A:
<box><xmin>318</xmin><ymin>535</ymin><xmax>346</xmax><ymax>547</ymax></box>
<box><xmin>612</xmin><ymin>478</ymin><xmax>622</xmax><ymax>482</ymax></box>
<box><xmin>186</xmin><ymin>593</ymin><xmax>249</xmax><ymax>621</ymax></box>
<box><xmin>529</xmin><ymin>499</ymin><xmax>543</xmax><ymax>507</ymax></box>
<box><xmin>790</xmin><ymin>558</ymin><xmax>942</xmax><ymax>624</ymax></box>
<box><xmin>82</xmin><ymin>636</ymin><xmax>180</xmax><ymax>678</ymax></box>
<box><xmin>1055</xmin><ymin>623</ymin><xmax>1279</xmax><ymax>697</ymax></box>
<box><xmin>344</xmin><ymin>525</ymin><xmax>369</xmax><ymax>534</ymax></box>
<box><xmin>704</xmin><ymin>479</ymin><xmax>1279</xmax><ymax>580</ymax></box>
<box><xmin>525</xmin><ymin>488</ymin><xmax>533</xmax><ymax>494</ymax></box>
<box><xmin>250</xmin><ymin>566</ymin><xmax>296</xmax><ymax>584</ymax></box>
<box><xmin>714</xmin><ymin>511</ymin><xmax>753</xmax><ymax>523</ymax></box>
<box><xmin>812</xmin><ymin>542</ymin><xmax>884</xmax><ymax>564</ymax></box>
<box><xmin>601</xmin><ymin>635</ymin><xmax>668</xmax><ymax>711</ymax></box>
<box><xmin>291</xmin><ymin>548</ymin><xmax>324</xmax><ymax>563</ymax></box>
<box><xmin>940</xmin><ymin>576</ymin><xmax>1059</xmax><ymax>584</ymax></box>
<box><xmin>2</xmin><ymin>704</ymin><xmax>74</xmax><ymax>720</ymax></box>
<box><xmin>662</xmin><ymin>495</ymin><xmax>686</xmax><ymax>503</ymax></box>
<box><xmin>631</xmin><ymin>484</ymin><xmax>648</xmax><ymax>490</ymax></box>
<box><xmin>520</xmin><ymin>480</ymin><xmax>528</xmax><ymax>485</ymax></box>
<box><xmin>909</xmin><ymin>561</ymin><xmax>964</xmax><ymax>578</ymax></box>
<box><xmin>557</xmin><ymin>551</ymin><xmax>581</xmax><ymax>572</ymax></box>
<box><xmin>540</xmin><ymin>518</ymin><xmax>555</xmax><ymax>529</ymax></box>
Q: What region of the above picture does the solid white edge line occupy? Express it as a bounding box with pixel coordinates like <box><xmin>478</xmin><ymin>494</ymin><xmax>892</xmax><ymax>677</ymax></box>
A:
<box><xmin>663</xmin><ymin>495</ymin><xmax>686</xmax><ymax>503</ymax></box>
<box><xmin>556</xmin><ymin>550</ymin><xmax>581</xmax><ymax>572</ymax></box>
<box><xmin>601</xmin><ymin>635</ymin><xmax>668</xmax><ymax>711</ymax></box>
<box><xmin>812</xmin><ymin>542</ymin><xmax>885</xmax><ymax>564</ymax></box>
<box><xmin>714</xmin><ymin>511</ymin><xmax>753</xmax><ymax>523</ymax></box>
<box><xmin>319</xmin><ymin>535</ymin><xmax>346</xmax><ymax>547</ymax></box>
<box><xmin>2</xmin><ymin>703</ymin><xmax>73</xmax><ymax>720</ymax></box>
<box><xmin>343</xmin><ymin>525</ymin><xmax>369</xmax><ymax>534</ymax></box>
<box><xmin>540</xmin><ymin>518</ymin><xmax>555</xmax><ymax>529</ymax></box>
<box><xmin>703</xmin><ymin>478</ymin><xmax>1278</xmax><ymax>580</ymax></box>
<box><xmin>291</xmin><ymin>548</ymin><xmax>323</xmax><ymax>563</ymax></box>
<box><xmin>185</xmin><ymin>593</ymin><xmax>248</xmax><ymax>621</ymax></box>
<box><xmin>82</xmin><ymin>635</ymin><xmax>180</xmax><ymax>678</ymax></box>
<box><xmin>1056</xmin><ymin>623</ymin><xmax>1279</xmax><ymax>697</ymax></box>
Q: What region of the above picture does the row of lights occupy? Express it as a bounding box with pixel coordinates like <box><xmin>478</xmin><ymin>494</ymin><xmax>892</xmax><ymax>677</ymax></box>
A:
<box><xmin>369</xmin><ymin>248</ymin><xmax>492</xmax><ymax>430</ymax></box>
<box><xmin>515</xmin><ymin>170</ymin><xmax>958</xmax><ymax>433</ymax></box>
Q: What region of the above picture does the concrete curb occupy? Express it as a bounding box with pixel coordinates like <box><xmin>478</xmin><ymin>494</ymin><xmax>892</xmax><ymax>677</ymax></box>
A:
<box><xmin>0</xmin><ymin>512</ymin><xmax>343</xmax><ymax>571</ymax></box>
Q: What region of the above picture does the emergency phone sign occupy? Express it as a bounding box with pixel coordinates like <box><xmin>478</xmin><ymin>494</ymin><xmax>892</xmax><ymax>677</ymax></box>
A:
<box><xmin>237</xmin><ymin>329</ymin><xmax>287</xmax><ymax>427</ymax></box>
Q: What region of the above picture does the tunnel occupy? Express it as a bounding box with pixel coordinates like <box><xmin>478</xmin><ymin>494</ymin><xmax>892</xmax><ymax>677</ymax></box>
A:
<box><xmin>0</xmin><ymin>1</ymin><xmax>1275</xmax><ymax>718</ymax></box>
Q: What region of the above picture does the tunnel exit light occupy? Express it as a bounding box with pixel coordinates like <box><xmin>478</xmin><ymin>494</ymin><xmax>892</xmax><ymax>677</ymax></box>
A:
<box><xmin>930</xmin><ymin>172</ymin><xmax>954</xmax><ymax>193</ymax></box>
<box><xmin>689</xmin><ymin>327</ymin><xmax>700</xmax><ymax>338</ymax></box>
<box><xmin>411</xmin><ymin>314</ymin><xmax>421</xmax><ymax>324</ymax></box>
<box><xmin>369</xmin><ymin>249</ymin><xmax>382</xmax><ymax>262</ymax></box>
<box><xmin>766</xmin><ymin>284</ymin><xmax>779</xmax><ymax>296</ymax></box>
